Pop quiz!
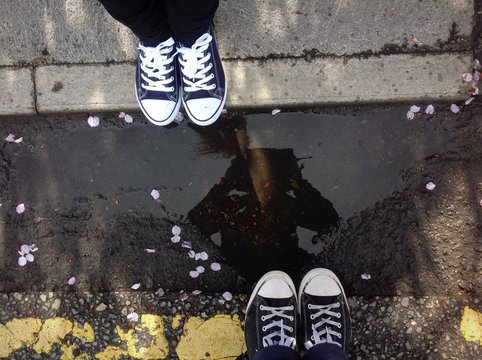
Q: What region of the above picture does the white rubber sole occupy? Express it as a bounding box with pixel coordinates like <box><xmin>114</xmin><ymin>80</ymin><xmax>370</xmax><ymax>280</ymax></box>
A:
<box><xmin>246</xmin><ymin>270</ymin><xmax>297</xmax><ymax>311</ymax></box>
<box><xmin>183</xmin><ymin>82</ymin><xmax>228</xmax><ymax>127</ymax></box>
<box><xmin>298</xmin><ymin>268</ymin><xmax>350</xmax><ymax>313</ymax></box>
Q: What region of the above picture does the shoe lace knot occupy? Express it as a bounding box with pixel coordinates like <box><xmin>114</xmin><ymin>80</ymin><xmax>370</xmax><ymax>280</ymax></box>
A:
<box><xmin>178</xmin><ymin>33</ymin><xmax>216</xmax><ymax>92</ymax></box>
<box><xmin>138</xmin><ymin>38</ymin><xmax>176</xmax><ymax>92</ymax></box>
<box><xmin>305</xmin><ymin>302</ymin><xmax>342</xmax><ymax>349</ymax></box>
<box><xmin>259</xmin><ymin>304</ymin><xmax>296</xmax><ymax>349</ymax></box>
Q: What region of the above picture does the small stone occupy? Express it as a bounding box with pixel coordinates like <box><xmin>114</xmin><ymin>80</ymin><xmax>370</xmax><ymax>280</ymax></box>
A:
<box><xmin>96</xmin><ymin>303</ymin><xmax>108</xmax><ymax>312</ymax></box>
<box><xmin>121</xmin><ymin>308</ymin><xmax>128</xmax><ymax>316</ymax></box>
<box><xmin>13</xmin><ymin>293</ymin><xmax>22</xmax><ymax>301</ymax></box>
<box><xmin>40</xmin><ymin>294</ymin><xmax>47</xmax><ymax>302</ymax></box>
<box><xmin>401</xmin><ymin>297</ymin><xmax>410</xmax><ymax>307</ymax></box>
<box><xmin>51</xmin><ymin>299</ymin><xmax>61</xmax><ymax>311</ymax></box>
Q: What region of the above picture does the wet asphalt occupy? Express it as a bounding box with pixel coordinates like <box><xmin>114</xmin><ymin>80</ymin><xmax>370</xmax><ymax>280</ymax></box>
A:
<box><xmin>0</xmin><ymin>101</ymin><xmax>480</xmax><ymax>297</ymax></box>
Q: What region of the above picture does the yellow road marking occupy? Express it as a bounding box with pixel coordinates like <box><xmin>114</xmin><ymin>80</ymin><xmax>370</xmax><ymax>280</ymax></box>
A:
<box><xmin>33</xmin><ymin>317</ymin><xmax>73</xmax><ymax>354</ymax></box>
<box><xmin>460</xmin><ymin>306</ymin><xmax>482</xmax><ymax>345</ymax></box>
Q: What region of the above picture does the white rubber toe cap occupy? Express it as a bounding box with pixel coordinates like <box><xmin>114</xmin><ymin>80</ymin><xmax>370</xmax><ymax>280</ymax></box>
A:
<box><xmin>185</xmin><ymin>98</ymin><xmax>222</xmax><ymax>125</ymax></box>
<box><xmin>140</xmin><ymin>99</ymin><xmax>179</xmax><ymax>126</ymax></box>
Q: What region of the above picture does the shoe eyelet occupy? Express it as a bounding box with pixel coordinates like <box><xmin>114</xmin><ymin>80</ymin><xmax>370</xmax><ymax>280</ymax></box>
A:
<box><xmin>170</xmin><ymin>76</ymin><xmax>174</xmax><ymax>81</ymax></box>
<box><xmin>337</xmin><ymin>323</ymin><xmax>342</xmax><ymax>328</ymax></box>
<box><xmin>311</xmin><ymin>335</ymin><xmax>314</xmax><ymax>340</ymax></box>
<box><xmin>262</xmin><ymin>326</ymin><xmax>267</xmax><ymax>332</ymax></box>
<box><xmin>289</xmin><ymin>316</ymin><xmax>294</xmax><ymax>321</ymax></box>
<box><xmin>210</xmin><ymin>74</ymin><xmax>215</xmax><ymax>79</ymax></box>
<box><xmin>261</xmin><ymin>316</ymin><xmax>265</xmax><ymax>321</ymax></box>
<box><xmin>213</xmin><ymin>84</ymin><xmax>217</xmax><ymax>89</ymax></box>
<box><xmin>308</xmin><ymin>304</ymin><xmax>312</xmax><ymax>309</ymax></box>
<box><xmin>337</xmin><ymin>313</ymin><xmax>341</xmax><ymax>318</ymax></box>
<box><xmin>170</xmin><ymin>87</ymin><xmax>174</xmax><ymax>91</ymax></box>
<box><xmin>259</xmin><ymin>305</ymin><xmax>264</xmax><ymax>310</ymax></box>
<box><xmin>310</xmin><ymin>315</ymin><xmax>315</xmax><ymax>320</ymax></box>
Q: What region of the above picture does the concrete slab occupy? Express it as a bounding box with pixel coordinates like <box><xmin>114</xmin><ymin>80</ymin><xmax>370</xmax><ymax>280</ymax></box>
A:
<box><xmin>0</xmin><ymin>0</ymin><xmax>474</xmax><ymax>66</ymax></box>
<box><xmin>0</xmin><ymin>67</ymin><xmax>35</xmax><ymax>115</ymax></box>
<box><xmin>35</xmin><ymin>52</ymin><xmax>472</xmax><ymax>113</ymax></box>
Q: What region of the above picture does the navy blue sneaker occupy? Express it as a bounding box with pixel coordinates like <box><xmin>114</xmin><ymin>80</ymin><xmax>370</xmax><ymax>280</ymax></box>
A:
<box><xmin>177</xmin><ymin>27</ymin><xmax>227</xmax><ymax>126</ymax></box>
<box><xmin>299</xmin><ymin>269</ymin><xmax>351</xmax><ymax>355</ymax></box>
<box><xmin>245</xmin><ymin>271</ymin><xmax>297</xmax><ymax>359</ymax></box>
<box><xmin>136</xmin><ymin>37</ymin><xmax>181</xmax><ymax>126</ymax></box>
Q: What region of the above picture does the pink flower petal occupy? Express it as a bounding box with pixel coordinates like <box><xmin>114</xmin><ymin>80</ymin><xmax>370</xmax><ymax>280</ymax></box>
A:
<box><xmin>29</xmin><ymin>244</ymin><xmax>38</xmax><ymax>252</ymax></box>
<box><xmin>119</xmin><ymin>112</ymin><xmax>126</xmax><ymax>118</ymax></box>
<box><xmin>172</xmin><ymin>225</ymin><xmax>181</xmax><ymax>236</ymax></box>
<box><xmin>174</xmin><ymin>113</ymin><xmax>185</xmax><ymax>123</ymax></box>
<box><xmin>199</xmin><ymin>252</ymin><xmax>208</xmax><ymax>261</ymax></box>
<box><xmin>192</xmin><ymin>290</ymin><xmax>202</xmax><ymax>295</ymax></box>
<box><xmin>462</xmin><ymin>72</ymin><xmax>473</xmax><ymax>82</ymax></box>
<box><xmin>25</xmin><ymin>253</ymin><xmax>34</xmax><ymax>262</ymax></box>
<box><xmin>16</xmin><ymin>203</ymin><xmax>25</xmax><ymax>214</ymax></box>
<box><xmin>127</xmin><ymin>312</ymin><xmax>139</xmax><ymax>322</ymax></box>
<box><xmin>150</xmin><ymin>189</ymin><xmax>160</xmax><ymax>200</ymax></box>
<box><xmin>221</xmin><ymin>109</ymin><xmax>228</xmax><ymax>115</ymax></box>
<box><xmin>426</xmin><ymin>182</ymin><xmax>436</xmax><ymax>191</ymax></box>
<box><xmin>210</xmin><ymin>262</ymin><xmax>221</xmax><ymax>271</ymax></box>
<box><xmin>188</xmin><ymin>250</ymin><xmax>195</xmax><ymax>259</ymax></box>
<box><xmin>68</xmin><ymin>276</ymin><xmax>76</xmax><ymax>285</ymax></box>
<box><xmin>196</xmin><ymin>266</ymin><xmax>205</xmax><ymax>273</ymax></box>
<box><xmin>271</xmin><ymin>109</ymin><xmax>281</xmax><ymax>116</ymax></box>
<box><xmin>222</xmin><ymin>291</ymin><xmax>233</xmax><ymax>301</ymax></box>
<box><xmin>474</xmin><ymin>59</ymin><xmax>481</xmax><ymax>70</ymax></box>
<box><xmin>131</xmin><ymin>283</ymin><xmax>141</xmax><ymax>290</ymax></box>
<box><xmin>361</xmin><ymin>273</ymin><xmax>371</xmax><ymax>280</ymax></box>
<box><xmin>124</xmin><ymin>114</ymin><xmax>133</xmax><ymax>123</ymax></box>
<box><xmin>465</xmin><ymin>97</ymin><xmax>475</xmax><ymax>106</ymax></box>
<box><xmin>145</xmin><ymin>248</ymin><xmax>156</xmax><ymax>253</ymax></box>
<box><xmin>87</xmin><ymin>116</ymin><xmax>100</xmax><ymax>127</ymax></box>
<box><xmin>5</xmin><ymin>134</ymin><xmax>15</xmax><ymax>142</ymax></box>
<box><xmin>181</xmin><ymin>241</ymin><xmax>192</xmax><ymax>249</ymax></box>
<box><xmin>424</xmin><ymin>105</ymin><xmax>435</xmax><ymax>115</ymax></box>
<box><xmin>406</xmin><ymin>111</ymin><xmax>415</xmax><ymax>120</ymax></box>
<box><xmin>189</xmin><ymin>271</ymin><xmax>199</xmax><ymax>278</ymax></box>
<box><xmin>171</xmin><ymin>235</ymin><xmax>180</xmax><ymax>243</ymax></box>
<box><xmin>20</xmin><ymin>244</ymin><xmax>30</xmax><ymax>255</ymax></box>
<box><xmin>18</xmin><ymin>256</ymin><xmax>27</xmax><ymax>266</ymax></box>
<box><xmin>13</xmin><ymin>137</ymin><xmax>23</xmax><ymax>144</ymax></box>
<box><xmin>409</xmin><ymin>105</ymin><xmax>420</xmax><ymax>113</ymax></box>
<box><xmin>450</xmin><ymin>104</ymin><xmax>460</xmax><ymax>114</ymax></box>
<box><xmin>155</xmin><ymin>287</ymin><xmax>164</xmax><ymax>297</ymax></box>
<box><xmin>195</xmin><ymin>253</ymin><xmax>201</xmax><ymax>260</ymax></box>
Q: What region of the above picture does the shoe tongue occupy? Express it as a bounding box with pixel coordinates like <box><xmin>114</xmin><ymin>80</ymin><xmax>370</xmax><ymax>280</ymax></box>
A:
<box><xmin>259</xmin><ymin>295</ymin><xmax>294</xmax><ymax>308</ymax></box>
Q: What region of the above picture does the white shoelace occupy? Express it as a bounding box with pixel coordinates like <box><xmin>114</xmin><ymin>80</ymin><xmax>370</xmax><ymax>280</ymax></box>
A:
<box><xmin>177</xmin><ymin>33</ymin><xmax>216</xmax><ymax>93</ymax></box>
<box><xmin>260</xmin><ymin>304</ymin><xmax>296</xmax><ymax>349</ymax></box>
<box><xmin>138</xmin><ymin>38</ymin><xmax>176</xmax><ymax>92</ymax></box>
<box><xmin>305</xmin><ymin>302</ymin><xmax>342</xmax><ymax>349</ymax></box>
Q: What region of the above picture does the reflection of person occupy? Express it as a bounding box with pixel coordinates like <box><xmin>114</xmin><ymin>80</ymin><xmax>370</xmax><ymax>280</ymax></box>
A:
<box><xmin>98</xmin><ymin>0</ymin><xmax>226</xmax><ymax>126</ymax></box>
<box><xmin>245</xmin><ymin>268</ymin><xmax>351</xmax><ymax>360</ymax></box>
<box><xmin>188</xmin><ymin>145</ymin><xmax>339</xmax><ymax>281</ymax></box>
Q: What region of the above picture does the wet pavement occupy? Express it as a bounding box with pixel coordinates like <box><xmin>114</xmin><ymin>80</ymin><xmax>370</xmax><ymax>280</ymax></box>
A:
<box><xmin>0</xmin><ymin>101</ymin><xmax>480</xmax><ymax>297</ymax></box>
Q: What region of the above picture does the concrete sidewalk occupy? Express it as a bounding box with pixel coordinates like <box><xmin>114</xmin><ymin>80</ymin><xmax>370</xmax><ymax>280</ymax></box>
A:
<box><xmin>0</xmin><ymin>0</ymin><xmax>477</xmax><ymax>115</ymax></box>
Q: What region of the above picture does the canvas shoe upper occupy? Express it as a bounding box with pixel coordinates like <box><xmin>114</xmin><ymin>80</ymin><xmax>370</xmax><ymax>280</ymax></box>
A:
<box><xmin>298</xmin><ymin>268</ymin><xmax>351</xmax><ymax>355</ymax></box>
<box><xmin>136</xmin><ymin>37</ymin><xmax>181</xmax><ymax>126</ymax></box>
<box><xmin>177</xmin><ymin>27</ymin><xmax>227</xmax><ymax>126</ymax></box>
<box><xmin>244</xmin><ymin>271</ymin><xmax>297</xmax><ymax>360</ymax></box>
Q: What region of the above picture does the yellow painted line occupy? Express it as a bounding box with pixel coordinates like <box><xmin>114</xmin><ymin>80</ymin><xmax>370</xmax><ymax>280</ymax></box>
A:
<box><xmin>176</xmin><ymin>314</ymin><xmax>246</xmax><ymax>360</ymax></box>
<box><xmin>0</xmin><ymin>313</ymin><xmax>246</xmax><ymax>360</ymax></box>
<box><xmin>460</xmin><ymin>306</ymin><xmax>482</xmax><ymax>345</ymax></box>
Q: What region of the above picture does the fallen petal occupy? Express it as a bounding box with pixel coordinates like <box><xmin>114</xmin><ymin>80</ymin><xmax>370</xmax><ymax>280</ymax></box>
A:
<box><xmin>221</xmin><ymin>108</ymin><xmax>228</xmax><ymax>115</ymax></box>
<box><xmin>13</xmin><ymin>137</ymin><xmax>23</xmax><ymax>144</ymax></box>
<box><xmin>450</xmin><ymin>104</ymin><xmax>460</xmax><ymax>114</ymax></box>
<box><xmin>25</xmin><ymin>253</ymin><xmax>34</xmax><ymax>262</ymax></box>
<box><xmin>119</xmin><ymin>112</ymin><xmax>126</xmax><ymax>118</ymax></box>
<box><xmin>196</xmin><ymin>266</ymin><xmax>205</xmax><ymax>273</ymax></box>
<box><xmin>29</xmin><ymin>244</ymin><xmax>38</xmax><ymax>252</ymax></box>
<box><xmin>131</xmin><ymin>283</ymin><xmax>141</xmax><ymax>290</ymax></box>
<box><xmin>361</xmin><ymin>273</ymin><xmax>371</xmax><ymax>280</ymax></box>
<box><xmin>210</xmin><ymin>262</ymin><xmax>221</xmax><ymax>271</ymax></box>
<box><xmin>20</xmin><ymin>244</ymin><xmax>30</xmax><ymax>255</ymax></box>
<box><xmin>150</xmin><ymin>189</ymin><xmax>160</xmax><ymax>200</ymax></box>
<box><xmin>462</xmin><ymin>73</ymin><xmax>473</xmax><ymax>82</ymax></box>
<box><xmin>406</xmin><ymin>111</ymin><xmax>415</xmax><ymax>120</ymax></box>
<box><xmin>192</xmin><ymin>290</ymin><xmax>202</xmax><ymax>295</ymax></box>
<box><xmin>199</xmin><ymin>252</ymin><xmax>208</xmax><ymax>261</ymax></box>
<box><xmin>174</xmin><ymin>112</ymin><xmax>185</xmax><ymax>123</ymax></box>
<box><xmin>145</xmin><ymin>248</ymin><xmax>156</xmax><ymax>253</ymax></box>
<box><xmin>171</xmin><ymin>235</ymin><xmax>180</xmax><ymax>243</ymax></box>
<box><xmin>409</xmin><ymin>105</ymin><xmax>420</xmax><ymax>113</ymax></box>
<box><xmin>271</xmin><ymin>109</ymin><xmax>281</xmax><ymax>116</ymax></box>
<box><xmin>16</xmin><ymin>203</ymin><xmax>25</xmax><ymax>214</ymax></box>
<box><xmin>465</xmin><ymin>97</ymin><xmax>475</xmax><ymax>106</ymax></box>
<box><xmin>172</xmin><ymin>225</ymin><xmax>181</xmax><ymax>236</ymax></box>
<box><xmin>155</xmin><ymin>287</ymin><xmax>164</xmax><ymax>297</ymax></box>
<box><xmin>195</xmin><ymin>253</ymin><xmax>201</xmax><ymax>260</ymax></box>
<box><xmin>127</xmin><ymin>312</ymin><xmax>139</xmax><ymax>322</ymax></box>
<box><xmin>87</xmin><ymin>116</ymin><xmax>100</xmax><ymax>127</ymax></box>
<box><xmin>474</xmin><ymin>59</ymin><xmax>481</xmax><ymax>70</ymax></box>
<box><xmin>124</xmin><ymin>114</ymin><xmax>133</xmax><ymax>123</ymax></box>
<box><xmin>18</xmin><ymin>256</ymin><xmax>27</xmax><ymax>266</ymax></box>
<box><xmin>189</xmin><ymin>270</ymin><xmax>199</xmax><ymax>278</ymax></box>
<box><xmin>5</xmin><ymin>134</ymin><xmax>15</xmax><ymax>142</ymax></box>
<box><xmin>426</xmin><ymin>182</ymin><xmax>436</xmax><ymax>191</ymax></box>
<box><xmin>181</xmin><ymin>241</ymin><xmax>192</xmax><ymax>249</ymax></box>
<box><xmin>424</xmin><ymin>105</ymin><xmax>435</xmax><ymax>115</ymax></box>
<box><xmin>222</xmin><ymin>291</ymin><xmax>233</xmax><ymax>301</ymax></box>
<box><xmin>188</xmin><ymin>250</ymin><xmax>195</xmax><ymax>259</ymax></box>
<box><xmin>68</xmin><ymin>276</ymin><xmax>76</xmax><ymax>285</ymax></box>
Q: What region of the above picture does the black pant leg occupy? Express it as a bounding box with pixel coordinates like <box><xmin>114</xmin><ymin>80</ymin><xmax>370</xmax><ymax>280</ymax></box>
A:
<box><xmin>98</xmin><ymin>0</ymin><xmax>171</xmax><ymax>45</ymax></box>
<box><xmin>165</xmin><ymin>0</ymin><xmax>219</xmax><ymax>46</ymax></box>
